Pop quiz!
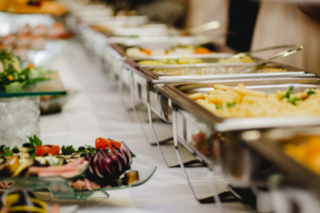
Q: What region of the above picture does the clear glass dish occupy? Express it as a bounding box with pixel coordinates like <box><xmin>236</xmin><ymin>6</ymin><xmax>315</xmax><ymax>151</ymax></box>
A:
<box><xmin>0</xmin><ymin>71</ymin><xmax>66</xmax><ymax>97</ymax></box>
<box><xmin>0</xmin><ymin>163</ymin><xmax>156</xmax><ymax>200</ymax></box>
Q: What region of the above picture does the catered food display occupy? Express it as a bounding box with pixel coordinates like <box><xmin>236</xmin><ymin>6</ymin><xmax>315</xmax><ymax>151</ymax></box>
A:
<box><xmin>1</xmin><ymin>23</ymin><xmax>72</xmax><ymax>61</ymax></box>
<box><xmin>0</xmin><ymin>136</ymin><xmax>139</xmax><ymax>191</ymax></box>
<box><xmin>189</xmin><ymin>84</ymin><xmax>320</xmax><ymax>118</ymax></box>
<box><xmin>0</xmin><ymin>50</ymin><xmax>51</xmax><ymax>92</ymax></box>
<box><xmin>0</xmin><ymin>0</ymin><xmax>67</xmax><ymax>16</ymax></box>
<box><xmin>126</xmin><ymin>45</ymin><xmax>213</xmax><ymax>57</ymax></box>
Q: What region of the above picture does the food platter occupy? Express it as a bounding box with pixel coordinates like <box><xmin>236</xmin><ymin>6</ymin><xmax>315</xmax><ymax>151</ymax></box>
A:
<box><xmin>0</xmin><ymin>163</ymin><xmax>156</xmax><ymax>200</ymax></box>
<box><xmin>0</xmin><ymin>137</ymin><xmax>156</xmax><ymax>200</ymax></box>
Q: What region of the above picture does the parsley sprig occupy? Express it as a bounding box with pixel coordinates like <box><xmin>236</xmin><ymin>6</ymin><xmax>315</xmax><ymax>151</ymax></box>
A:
<box><xmin>0</xmin><ymin>145</ymin><xmax>13</xmax><ymax>158</ymax></box>
<box><xmin>281</xmin><ymin>86</ymin><xmax>294</xmax><ymax>100</ymax></box>
<box><xmin>26</xmin><ymin>135</ymin><xmax>43</xmax><ymax>159</ymax></box>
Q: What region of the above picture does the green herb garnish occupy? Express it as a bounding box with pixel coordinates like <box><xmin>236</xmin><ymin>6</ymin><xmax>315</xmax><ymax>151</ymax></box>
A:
<box><xmin>307</xmin><ymin>90</ymin><xmax>316</xmax><ymax>95</ymax></box>
<box><xmin>61</xmin><ymin>145</ymin><xmax>75</xmax><ymax>153</ymax></box>
<box><xmin>0</xmin><ymin>145</ymin><xmax>13</xmax><ymax>158</ymax></box>
<box><xmin>281</xmin><ymin>86</ymin><xmax>294</xmax><ymax>100</ymax></box>
<box><xmin>216</xmin><ymin>105</ymin><xmax>222</xmax><ymax>110</ymax></box>
<box><xmin>227</xmin><ymin>102</ymin><xmax>236</xmax><ymax>108</ymax></box>
<box><xmin>42</xmin><ymin>153</ymin><xmax>48</xmax><ymax>157</ymax></box>
<box><xmin>85</xmin><ymin>144</ymin><xmax>96</xmax><ymax>154</ymax></box>
<box><xmin>288</xmin><ymin>97</ymin><xmax>301</xmax><ymax>105</ymax></box>
<box><xmin>27</xmin><ymin>135</ymin><xmax>43</xmax><ymax>148</ymax></box>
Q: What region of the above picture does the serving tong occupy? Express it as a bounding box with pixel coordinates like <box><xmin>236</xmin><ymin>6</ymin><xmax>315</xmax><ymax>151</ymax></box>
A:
<box><xmin>231</xmin><ymin>45</ymin><xmax>297</xmax><ymax>59</ymax></box>
<box><xmin>236</xmin><ymin>46</ymin><xmax>303</xmax><ymax>73</ymax></box>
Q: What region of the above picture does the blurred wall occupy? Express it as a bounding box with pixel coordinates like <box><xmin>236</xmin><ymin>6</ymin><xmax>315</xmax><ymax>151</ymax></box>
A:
<box><xmin>187</xmin><ymin>0</ymin><xmax>229</xmax><ymax>45</ymax></box>
<box><xmin>252</xmin><ymin>1</ymin><xmax>320</xmax><ymax>74</ymax></box>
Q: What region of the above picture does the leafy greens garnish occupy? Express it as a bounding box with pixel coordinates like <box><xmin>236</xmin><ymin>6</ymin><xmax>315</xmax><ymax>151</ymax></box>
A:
<box><xmin>215</xmin><ymin>105</ymin><xmax>222</xmax><ymax>110</ymax></box>
<box><xmin>61</xmin><ymin>145</ymin><xmax>75</xmax><ymax>153</ymax></box>
<box><xmin>85</xmin><ymin>144</ymin><xmax>96</xmax><ymax>154</ymax></box>
<box><xmin>26</xmin><ymin>135</ymin><xmax>43</xmax><ymax>159</ymax></box>
<box><xmin>27</xmin><ymin>135</ymin><xmax>43</xmax><ymax>148</ymax></box>
<box><xmin>0</xmin><ymin>145</ymin><xmax>13</xmax><ymax>158</ymax></box>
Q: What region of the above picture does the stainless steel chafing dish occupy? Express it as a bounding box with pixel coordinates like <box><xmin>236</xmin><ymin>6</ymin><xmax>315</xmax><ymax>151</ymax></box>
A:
<box><xmin>155</xmin><ymin>77</ymin><xmax>320</xmax><ymax>184</ymax></box>
<box><xmin>241</xmin><ymin>127</ymin><xmax>320</xmax><ymax>197</ymax></box>
<box><xmin>125</xmin><ymin>60</ymin><xmax>315</xmax><ymax>123</ymax></box>
<box><xmin>239</xmin><ymin>128</ymin><xmax>320</xmax><ymax>213</ymax></box>
<box><xmin>102</xmin><ymin>36</ymin><xmax>208</xmax><ymax>78</ymax></box>
<box><xmin>124</xmin><ymin>61</ymin><xmax>315</xmax><ymax>170</ymax></box>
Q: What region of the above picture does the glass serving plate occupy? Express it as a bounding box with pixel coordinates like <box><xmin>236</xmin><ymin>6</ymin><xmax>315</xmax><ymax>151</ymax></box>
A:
<box><xmin>0</xmin><ymin>163</ymin><xmax>156</xmax><ymax>200</ymax></box>
<box><xmin>0</xmin><ymin>71</ymin><xmax>67</xmax><ymax>97</ymax></box>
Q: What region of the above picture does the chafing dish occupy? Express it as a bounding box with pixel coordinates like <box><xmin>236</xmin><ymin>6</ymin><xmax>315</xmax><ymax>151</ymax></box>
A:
<box><xmin>125</xmin><ymin>61</ymin><xmax>315</xmax><ymax>170</ymax></box>
<box><xmin>127</xmin><ymin>60</ymin><xmax>314</xmax><ymax>123</ymax></box>
<box><xmin>155</xmin><ymin>77</ymin><xmax>320</xmax><ymax>183</ymax></box>
<box><xmin>241</xmin><ymin>127</ymin><xmax>320</xmax><ymax>198</ymax></box>
<box><xmin>154</xmin><ymin>77</ymin><xmax>320</xmax><ymax>209</ymax></box>
<box><xmin>102</xmin><ymin>36</ymin><xmax>207</xmax><ymax>77</ymax></box>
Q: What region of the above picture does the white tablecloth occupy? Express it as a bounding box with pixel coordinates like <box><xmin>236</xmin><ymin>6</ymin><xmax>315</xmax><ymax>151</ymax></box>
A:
<box><xmin>40</xmin><ymin>42</ymin><xmax>249</xmax><ymax>213</ymax></box>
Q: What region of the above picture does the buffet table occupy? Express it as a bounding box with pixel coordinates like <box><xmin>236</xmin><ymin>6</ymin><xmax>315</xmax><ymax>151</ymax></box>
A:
<box><xmin>38</xmin><ymin>41</ymin><xmax>249</xmax><ymax>213</ymax></box>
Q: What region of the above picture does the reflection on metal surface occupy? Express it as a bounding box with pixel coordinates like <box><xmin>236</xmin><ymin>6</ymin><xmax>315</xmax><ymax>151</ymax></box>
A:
<box><xmin>188</xmin><ymin>21</ymin><xmax>220</xmax><ymax>35</ymax></box>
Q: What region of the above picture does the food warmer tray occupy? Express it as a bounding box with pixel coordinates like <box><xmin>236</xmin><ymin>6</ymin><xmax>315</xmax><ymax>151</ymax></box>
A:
<box><xmin>102</xmin><ymin>36</ymin><xmax>213</xmax><ymax>78</ymax></box>
<box><xmin>125</xmin><ymin>59</ymin><xmax>316</xmax><ymax>123</ymax></box>
<box><xmin>155</xmin><ymin>77</ymin><xmax>320</xmax><ymax>187</ymax></box>
<box><xmin>240</xmin><ymin>127</ymin><xmax>320</xmax><ymax>199</ymax></box>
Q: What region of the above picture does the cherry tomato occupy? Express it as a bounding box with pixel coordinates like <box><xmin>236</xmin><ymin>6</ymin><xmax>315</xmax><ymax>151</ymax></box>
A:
<box><xmin>95</xmin><ymin>137</ymin><xmax>122</xmax><ymax>150</ymax></box>
<box><xmin>35</xmin><ymin>145</ymin><xmax>60</xmax><ymax>156</ymax></box>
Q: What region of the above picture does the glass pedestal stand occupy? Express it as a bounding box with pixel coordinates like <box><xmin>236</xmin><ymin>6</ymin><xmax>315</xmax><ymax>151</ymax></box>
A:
<box><xmin>0</xmin><ymin>96</ymin><xmax>40</xmax><ymax>146</ymax></box>
<box><xmin>0</xmin><ymin>71</ymin><xmax>66</xmax><ymax>145</ymax></box>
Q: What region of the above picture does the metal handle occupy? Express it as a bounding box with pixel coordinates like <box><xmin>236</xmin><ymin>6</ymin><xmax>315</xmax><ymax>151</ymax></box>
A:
<box><xmin>232</xmin><ymin>45</ymin><xmax>297</xmax><ymax>59</ymax></box>
<box><xmin>187</xmin><ymin>21</ymin><xmax>220</xmax><ymax>35</ymax></box>
<box><xmin>235</xmin><ymin>46</ymin><xmax>303</xmax><ymax>73</ymax></box>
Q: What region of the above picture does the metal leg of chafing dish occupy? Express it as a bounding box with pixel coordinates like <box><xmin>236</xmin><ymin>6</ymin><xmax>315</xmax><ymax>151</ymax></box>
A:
<box><xmin>147</xmin><ymin>91</ymin><xmax>203</xmax><ymax>168</ymax></box>
<box><xmin>129</xmin><ymin>69</ymin><xmax>159</xmax><ymax>146</ymax></box>
<box><xmin>172</xmin><ymin>108</ymin><xmax>236</xmax><ymax>208</ymax></box>
<box><xmin>128</xmin><ymin>72</ymin><xmax>177</xmax><ymax>147</ymax></box>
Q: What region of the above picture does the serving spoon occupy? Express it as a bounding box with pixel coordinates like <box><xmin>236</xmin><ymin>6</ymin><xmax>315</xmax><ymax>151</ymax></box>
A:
<box><xmin>235</xmin><ymin>46</ymin><xmax>303</xmax><ymax>73</ymax></box>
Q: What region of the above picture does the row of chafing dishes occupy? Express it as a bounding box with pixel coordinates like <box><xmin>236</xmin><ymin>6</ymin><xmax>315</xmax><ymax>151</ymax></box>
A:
<box><xmin>68</xmin><ymin>9</ymin><xmax>320</xmax><ymax>213</ymax></box>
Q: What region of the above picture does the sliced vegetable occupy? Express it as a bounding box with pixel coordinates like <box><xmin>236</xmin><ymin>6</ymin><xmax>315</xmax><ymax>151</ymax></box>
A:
<box><xmin>0</xmin><ymin>156</ymin><xmax>20</xmax><ymax>176</ymax></box>
<box><xmin>85</xmin><ymin>141</ymin><xmax>133</xmax><ymax>183</ymax></box>
<box><xmin>35</xmin><ymin>145</ymin><xmax>60</xmax><ymax>157</ymax></box>
<box><xmin>12</xmin><ymin>159</ymin><xmax>34</xmax><ymax>177</ymax></box>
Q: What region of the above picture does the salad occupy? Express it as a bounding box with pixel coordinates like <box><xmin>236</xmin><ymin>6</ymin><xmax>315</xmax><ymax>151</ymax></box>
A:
<box><xmin>0</xmin><ymin>50</ymin><xmax>51</xmax><ymax>92</ymax></box>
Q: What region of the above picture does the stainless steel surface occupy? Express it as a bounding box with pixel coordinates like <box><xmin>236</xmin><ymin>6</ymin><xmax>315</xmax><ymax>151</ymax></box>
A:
<box><xmin>157</xmin><ymin>77</ymin><xmax>320</xmax><ymax>131</ymax></box>
<box><xmin>236</xmin><ymin>46</ymin><xmax>303</xmax><ymax>73</ymax></box>
<box><xmin>154</xmin><ymin>77</ymin><xmax>320</xmax><ymax>187</ymax></box>
<box><xmin>242</xmin><ymin>127</ymin><xmax>320</xmax><ymax>199</ymax></box>
<box><xmin>125</xmin><ymin>59</ymin><xmax>315</xmax><ymax>124</ymax></box>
